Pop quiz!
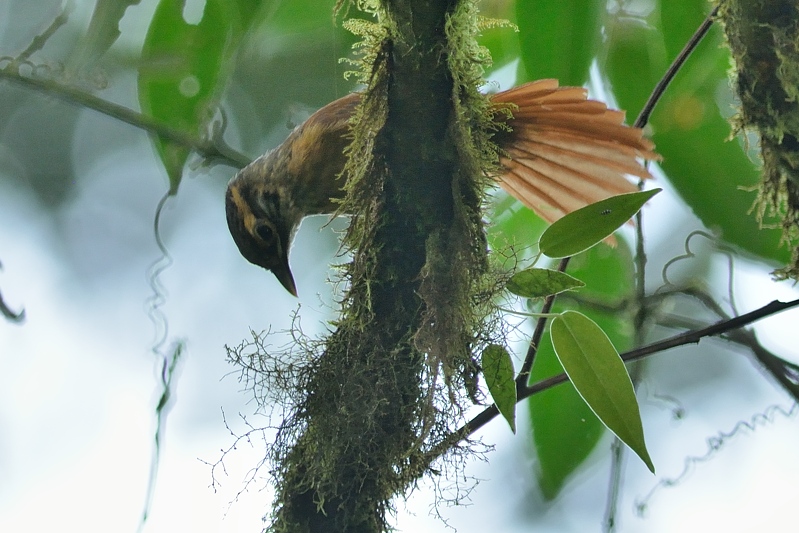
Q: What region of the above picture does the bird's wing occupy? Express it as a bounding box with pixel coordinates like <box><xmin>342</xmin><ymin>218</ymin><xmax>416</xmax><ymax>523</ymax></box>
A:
<box><xmin>491</xmin><ymin>79</ymin><xmax>659</xmax><ymax>223</ymax></box>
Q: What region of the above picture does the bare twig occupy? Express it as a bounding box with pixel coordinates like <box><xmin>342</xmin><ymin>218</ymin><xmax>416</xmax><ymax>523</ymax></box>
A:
<box><xmin>0</xmin><ymin>67</ymin><xmax>251</xmax><ymax>169</ymax></box>
<box><xmin>17</xmin><ymin>1</ymin><xmax>74</xmax><ymax>62</ymax></box>
<box><xmin>655</xmin><ymin>288</ymin><xmax>799</xmax><ymax>402</ymax></box>
<box><xmin>425</xmin><ymin>298</ymin><xmax>799</xmax><ymax>463</ymax></box>
<box><xmin>0</xmin><ymin>289</ymin><xmax>25</xmax><ymax>323</ymax></box>
<box><xmin>634</xmin><ymin>4</ymin><xmax>720</xmax><ymax>129</ymax></box>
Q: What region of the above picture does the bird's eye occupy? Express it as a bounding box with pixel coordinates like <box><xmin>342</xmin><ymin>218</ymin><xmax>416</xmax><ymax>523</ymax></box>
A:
<box><xmin>254</xmin><ymin>221</ymin><xmax>276</xmax><ymax>244</ymax></box>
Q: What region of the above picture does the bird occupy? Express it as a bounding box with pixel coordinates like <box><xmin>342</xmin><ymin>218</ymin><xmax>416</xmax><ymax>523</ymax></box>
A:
<box><xmin>225</xmin><ymin>79</ymin><xmax>659</xmax><ymax>296</ymax></box>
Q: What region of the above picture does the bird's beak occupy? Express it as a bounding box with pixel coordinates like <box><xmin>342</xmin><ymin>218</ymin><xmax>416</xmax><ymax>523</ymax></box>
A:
<box><xmin>271</xmin><ymin>259</ymin><xmax>298</xmax><ymax>297</ymax></box>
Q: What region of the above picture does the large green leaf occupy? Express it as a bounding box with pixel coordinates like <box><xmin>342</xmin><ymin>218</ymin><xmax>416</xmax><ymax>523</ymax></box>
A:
<box><xmin>604</xmin><ymin>0</ymin><xmax>788</xmax><ymax>264</ymax></box>
<box><xmin>515</xmin><ymin>0</ymin><xmax>603</xmax><ymax>85</ymax></box>
<box><xmin>603</xmin><ymin>13</ymin><xmax>666</xmax><ymax>119</ymax></box>
<box><xmin>539</xmin><ymin>189</ymin><xmax>661</xmax><ymax>258</ymax></box>
<box><xmin>138</xmin><ymin>0</ymin><xmax>235</xmax><ymax>194</ymax></box>
<box><xmin>528</xmin><ymin>241</ymin><xmax>634</xmax><ymax>499</ymax></box>
<box><xmin>482</xmin><ymin>344</ymin><xmax>517</xmax><ymax>433</ymax></box>
<box><xmin>653</xmin><ymin>1</ymin><xmax>788</xmax><ymax>264</ymax></box>
<box><xmin>551</xmin><ymin>311</ymin><xmax>654</xmax><ymax>473</ymax></box>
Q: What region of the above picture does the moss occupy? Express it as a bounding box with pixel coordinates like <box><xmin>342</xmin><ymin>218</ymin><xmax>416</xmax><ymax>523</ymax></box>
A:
<box><xmin>717</xmin><ymin>0</ymin><xmax>799</xmax><ymax>278</ymax></box>
<box><xmin>230</xmin><ymin>2</ymin><xmax>513</xmax><ymax>531</ymax></box>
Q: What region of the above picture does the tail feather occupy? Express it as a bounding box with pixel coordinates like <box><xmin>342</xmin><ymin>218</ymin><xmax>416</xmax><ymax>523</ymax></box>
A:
<box><xmin>492</xmin><ymin>79</ymin><xmax>660</xmax><ymax>224</ymax></box>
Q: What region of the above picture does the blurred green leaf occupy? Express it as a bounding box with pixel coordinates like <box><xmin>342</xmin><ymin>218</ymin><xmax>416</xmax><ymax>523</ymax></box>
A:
<box><xmin>231</xmin><ymin>0</ymin><xmax>262</xmax><ymax>26</ymax></box>
<box><xmin>506</xmin><ymin>268</ymin><xmax>584</xmax><ymax>299</ymax></box>
<box><xmin>482</xmin><ymin>344</ymin><xmax>517</xmax><ymax>433</ymax></box>
<box><xmin>528</xmin><ymin>241</ymin><xmax>634</xmax><ymax>499</ymax></box>
<box><xmin>69</xmin><ymin>0</ymin><xmax>142</xmax><ymax>74</ymax></box>
<box><xmin>138</xmin><ymin>0</ymin><xmax>235</xmax><ymax>194</ymax></box>
<box><xmin>604</xmin><ymin>0</ymin><xmax>789</xmax><ymax>265</ymax></box>
<box><xmin>551</xmin><ymin>311</ymin><xmax>654</xmax><ymax>473</ymax></box>
<box><xmin>540</xmin><ymin>189</ymin><xmax>661</xmax><ymax>258</ymax></box>
<box><xmin>658</xmin><ymin>0</ymin><xmax>712</xmax><ymax>61</ymax></box>
<box><xmin>488</xmin><ymin>197</ymin><xmax>548</xmax><ymax>259</ymax></box>
<box><xmin>604</xmin><ymin>14</ymin><xmax>667</xmax><ymax>119</ymax></box>
<box><xmin>515</xmin><ymin>0</ymin><xmax>603</xmax><ymax>85</ymax></box>
<box><xmin>651</xmin><ymin>1</ymin><xmax>789</xmax><ymax>264</ymax></box>
<box><xmin>477</xmin><ymin>1</ymin><xmax>521</xmax><ymax>72</ymax></box>
<box><xmin>229</xmin><ymin>0</ymin><xmax>358</xmax><ymax>156</ymax></box>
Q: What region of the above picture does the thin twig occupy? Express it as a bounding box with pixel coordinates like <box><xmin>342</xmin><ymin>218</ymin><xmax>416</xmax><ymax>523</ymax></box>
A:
<box><xmin>515</xmin><ymin>257</ymin><xmax>571</xmax><ymax>387</ymax></box>
<box><xmin>17</xmin><ymin>1</ymin><xmax>74</xmax><ymax>62</ymax></box>
<box><xmin>605</xmin><ymin>7</ymin><xmax>722</xmax><ymax>515</ymax></box>
<box><xmin>634</xmin><ymin>4</ymin><xmax>720</xmax><ymax>129</ymax></box>
<box><xmin>0</xmin><ymin>67</ymin><xmax>251</xmax><ymax>169</ymax></box>
<box><xmin>603</xmin><ymin>438</ymin><xmax>626</xmax><ymax>533</ymax></box>
<box><xmin>606</xmin><ymin>205</ymin><xmax>648</xmax><ymax>532</ymax></box>
<box><xmin>656</xmin><ymin>291</ymin><xmax>799</xmax><ymax>402</ymax></box>
<box><xmin>426</xmin><ymin>297</ymin><xmax>799</xmax><ymax>462</ymax></box>
<box><xmin>521</xmin><ymin>298</ymin><xmax>799</xmax><ymax>400</ymax></box>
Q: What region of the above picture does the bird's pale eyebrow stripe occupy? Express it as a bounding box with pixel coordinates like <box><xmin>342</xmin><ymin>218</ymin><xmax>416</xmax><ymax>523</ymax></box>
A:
<box><xmin>229</xmin><ymin>184</ymin><xmax>258</xmax><ymax>236</ymax></box>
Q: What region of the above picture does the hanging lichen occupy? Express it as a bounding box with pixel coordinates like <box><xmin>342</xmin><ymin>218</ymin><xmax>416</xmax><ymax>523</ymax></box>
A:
<box><xmin>228</xmin><ymin>1</ymin><xmax>511</xmax><ymax>532</ymax></box>
<box><xmin>717</xmin><ymin>0</ymin><xmax>799</xmax><ymax>278</ymax></box>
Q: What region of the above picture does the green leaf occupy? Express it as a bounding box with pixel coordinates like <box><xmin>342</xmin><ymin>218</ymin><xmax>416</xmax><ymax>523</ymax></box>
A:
<box><xmin>648</xmin><ymin>2</ymin><xmax>789</xmax><ymax>264</ymax></box>
<box><xmin>604</xmin><ymin>13</ymin><xmax>667</xmax><ymax>119</ymax></box>
<box><xmin>550</xmin><ymin>311</ymin><xmax>654</xmax><ymax>473</ymax></box>
<box><xmin>488</xmin><ymin>198</ymin><xmax>548</xmax><ymax>261</ymax></box>
<box><xmin>69</xmin><ymin>0</ymin><xmax>143</xmax><ymax>74</ymax></box>
<box><xmin>528</xmin><ymin>241</ymin><xmax>634</xmax><ymax>499</ymax></box>
<box><xmin>482</xmin><ymin>344</ymin><xmax>517</xmax><ymax>433</ymax></box>
<box><xmin>506</xmin><ymin>268</ymin><xmax>584</xmax><ymax>299</ymax></box>
<box><xmin>138</xmin><ymin>0</ymin><xmax>234</xmax><ymax>194</ymax></box>
<box><xmin>604</xmin><ymin>0</ymin><xmax>788</xmax><ymax>266</ymax></box>
<box><xmin>539</xmin><ymin>189</ymin><xmax>661</xmax><ymax>258</ymax></box>
<box><xmin>228</xmin><ymin>0</ymin><xmax>358</xmax><ymax>157</ymax></box>
<box><xmin>515</xmin><ymin>0</ymin><xmax>603</xmax><ymax>86</ymax></box>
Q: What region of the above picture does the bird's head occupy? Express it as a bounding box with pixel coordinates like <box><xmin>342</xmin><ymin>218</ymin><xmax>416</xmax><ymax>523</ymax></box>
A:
<box><xmin>225</xmin><ymin>162</ymin><xmax>300</xmax><ymax>296</ymax></box>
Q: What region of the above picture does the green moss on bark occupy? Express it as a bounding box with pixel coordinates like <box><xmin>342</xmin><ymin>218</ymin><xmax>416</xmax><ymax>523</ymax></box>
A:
<box><xmin>263</xmin><ymin>1</ymin><xmax>505</xmax><ymax>532</ymax></box>
<box><xmin>717</xmin><ymin>0</ymin><xmax>799</xmax><ymax>278</ymax></box>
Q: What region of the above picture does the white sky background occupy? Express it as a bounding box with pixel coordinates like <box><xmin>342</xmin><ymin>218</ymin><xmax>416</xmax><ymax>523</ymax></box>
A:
<box><xmin>1</xmin><ymin>2</ymin><xmax>799</xmax><ymax>532</ymax></box>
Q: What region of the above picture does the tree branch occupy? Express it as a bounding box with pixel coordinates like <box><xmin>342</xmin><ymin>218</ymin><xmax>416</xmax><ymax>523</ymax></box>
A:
<box><xmin>634</xmin><ymin>4</ymin><xmax>720</xmax><ymax>129</ymax></box>
<box><xmin>0</xmin><ymin>65</ymin><xmax>250</xmax><ymax>169</ymax></box>
<box><xmin>424</xmin><ymin>297</ymin><xmax>799</xmax><ymax>464</ymax></box>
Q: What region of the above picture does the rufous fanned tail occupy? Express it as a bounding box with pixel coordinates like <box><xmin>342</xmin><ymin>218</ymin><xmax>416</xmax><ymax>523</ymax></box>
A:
<box><xmin>491</xmin><ymin>79</ymin><xmax>660</xmax><ymax>223</ymax></box>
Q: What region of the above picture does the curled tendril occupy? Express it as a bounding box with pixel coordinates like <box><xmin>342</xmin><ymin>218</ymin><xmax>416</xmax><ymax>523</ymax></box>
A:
<box><xmin>658</xmin><ymin>230</ymin><xmax>741</xmax><ymax>316</ymax></box>
<box><xmin>3</xmin><ymin>58</ymin><xmax>36</xmax><ymax>76</ymax></box>
<box><xmin>634</xmin><ymin>402</ymin><xmax>799</xmax><ymax>518</ymax></box>
<box><xmin>659</xmin><ymin>230</ymin><xmax>717</xmax><ymax>289</ymax></box>
<box><xmin>635</xmin><ymin>380</ymin><xmax>688</xmax><ymax>422</ymax></box>
<box><xmin>35</xmin><ymin>61</ymin><xmax>63</xmax><ymax>79</ymax></box>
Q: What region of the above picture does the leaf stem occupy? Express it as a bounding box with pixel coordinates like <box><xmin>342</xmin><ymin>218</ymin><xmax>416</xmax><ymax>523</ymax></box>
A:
<box><xmin>515</xmin><ymin>257</ymin><xmax>570</xmax><ymax>387</ymax></box>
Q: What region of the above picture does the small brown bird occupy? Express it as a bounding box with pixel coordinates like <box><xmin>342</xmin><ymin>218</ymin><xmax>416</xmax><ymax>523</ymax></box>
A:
<box><xmin>226</xmin><ymin>79</ymin><xmax>658</xmax><ymax>296</ymax></box>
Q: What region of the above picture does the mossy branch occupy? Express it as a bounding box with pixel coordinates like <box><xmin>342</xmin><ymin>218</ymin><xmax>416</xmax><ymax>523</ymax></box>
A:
<box><xmin>267</xmin><ymin>1</ymin><xmax>501</xmax><ymax>531</ymax></box>
<box><xmin>716</xmin><ymin>0</ymin><xmax>799</xmax><ymax>278</ymax></box>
